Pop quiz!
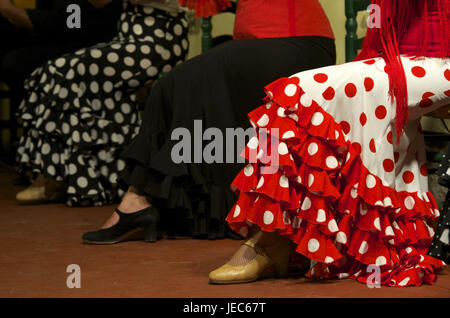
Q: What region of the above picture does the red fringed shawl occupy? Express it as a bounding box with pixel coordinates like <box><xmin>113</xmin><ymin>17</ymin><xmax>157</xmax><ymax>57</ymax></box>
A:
<box><xmin>178</xmin><ymin>0</ymin><xmax>231</xmax><ymax>17</ymax></box>
<box><xmin>355</xmin><ymin>0</ymin><xmax>449</xmax><ymax>141</ymax></box>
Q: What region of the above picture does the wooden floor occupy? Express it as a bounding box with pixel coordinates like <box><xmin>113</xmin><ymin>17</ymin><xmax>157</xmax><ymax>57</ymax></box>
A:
<box><xmin>0</xmin><ymin>166</ymin><xmax>449</xmax><ymax>298</ymax></box>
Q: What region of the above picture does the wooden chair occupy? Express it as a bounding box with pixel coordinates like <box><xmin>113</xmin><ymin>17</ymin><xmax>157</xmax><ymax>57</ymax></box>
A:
<box><xmin>201</xmin><ymin>1</ymin><xmax>237</xmax><ymax>53</ymax></box>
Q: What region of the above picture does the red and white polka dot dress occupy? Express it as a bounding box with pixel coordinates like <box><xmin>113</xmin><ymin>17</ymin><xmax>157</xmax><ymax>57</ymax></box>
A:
<box><xmin>226</xmin><ymin>56</ymin><xmax>450</xmax><ymax>287</ymax></box>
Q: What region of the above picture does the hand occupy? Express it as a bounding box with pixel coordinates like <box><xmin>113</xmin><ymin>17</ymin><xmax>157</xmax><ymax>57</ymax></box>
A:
<box><xmin>0</xmin><ymin>0</ymin><xmax>13</xmax><ymax>11</ymax></box>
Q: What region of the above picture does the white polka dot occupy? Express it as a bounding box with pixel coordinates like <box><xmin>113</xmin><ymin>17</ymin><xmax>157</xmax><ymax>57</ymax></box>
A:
<box><xmin>68</xmin><ymin>164</ymin><xmax>77</xmax><ymax>175</ymax></box>
<box><xmin>278</xmin><ymin>142</ymin><xmax>289</xmax><ymax>155</ymax></box>
<box><xmin>385</xmin><ymin>226</ymin><xmax>394</xmax><ymax>236</ymax></box>
<box><xmin>248</xmin><ymin>136</ymin><xmax>258</xmax><ymax>149</ymax></box>
<box><xmin>284</xmin><ymin>84</ymin><xmax>297</xmax><ymax>96</ymax></box>
<box><xmin>107</xmin><ymin>52</ymin><xmax>119</xmax><ymax>63</ymax></box>
<box><xmin>311</xmin><ymin>112</ymin><xmax>324</xmax><ymax>126</ymax></box>
<box><xmin>326</xmin><ymin>156</ymin><xmax>338</xmax><ymax>169</ymax></box>
<box><xmin>316</xmin><ymin>209</ymin><xmax>326</xmax><ymax>222</ymax></box>
<box><xmin>383</xmin><ymin>197</ymin><xmax>392</xmax><ymax>207</ymax></box>
<box><xmin>398</xmin><ymin>277</ymin><xmax>410</xmax><ymax>286</ymax></box>
<box><xmin>308</xmin><ymin>174</ymin><xmax>314</xmax><ymax>187</ymax></box>
<box><xmin>257</xmin><ymin>114</ymin><xmax>269</xmax><ymax>127</ymax></box>
<box><xmin>133</xmin><ymin>24</ymin><xmax>143</xmax><ymax>35</ymax></box>
<box><xmin>307</xmin><ymin>238</ymin><xmax>320</xmax><ymax>253</ymax></box>
<box><xmin>90</xmin><ymin>49</ymin><xmax>102</xmax><ymax>58</ymax></box>
<box><xmin>279</xmin><ymin>175</ymin><xmax>289</xmax><ymax>188</ymax></box>
<box><xmin>256</xmin><ymin>177</ymin><xmax>264</xmax><ymax>189</ymax></box>
<box><xmin>90</xmin><ymin>82</ymin><xmax>99</xmax><ymax>93</ymax></box>
<box><xmin>144</xmin><ymin>16</ymin><xmax>155</xmax><ymax>27</ymax></box>
<box><xmin>41</xmin><ymin>143</ymin><xmax>51</xmax><ymax>155</ymax></box>
<box><xmin>366</xmin><ymin>174</ymin><xmax>377</xmax><ymax>188</ymax></box>
<box><xmin>263</xmin><ymin>211</ymin><xmax>274</xmax><ymax>224</ymax></box>
<box><xmin>324</xmin><ymin>256</ymin><xmax>334</xmax><ymax>264</ymax></box>
<box><xmin>301</xmin><ymin>197</ymin><xmax>312</xmax><ymax>210</ymax></box>
<box><xmin>376</xmin><ymin>256</ymin><xmax>387</xmax><ymax>266</ymax></box>
<box><xmin>45</xmin><ymin>122</ymin><xmax>56</xmax><ymax>133</ymax></box>
<box><xmin>404</xmin><ymin>196</ymin><xmax>415</xmax><ymax>210</ymax></box>
<box><xmin>77</xmin><ymin>63</ymin><xmax>86</xmax><ymax>76</ymax></box>
<box><xmin>55</xmin><ymin>58</ymin><xmax>65</xmax><ymax>68</ymax></box>
<box><xmin>121</xmin><ymin>21</ymin><xmax>129</xmax><ymax>33</ymax></box>
<box><xmin>104</xmin><ymin>66</ymin><xmax>116</xmax><ymax>76</ymax></box>
<box><xmin>233</xmin><ymin>205</ymin><xmax>241</xmax><ymax>217</ymax></box>
<box><xmin>328</xmin><ymin>219</ymin><xmax>338</xmax><ymax>233</ymax></box>
<box><xmin>103</xmin><ymin>81</ymin><xmax>113</xmax><ymax>93</ymax></box>
<box><xmin>277</xmin><ymin>107</ymin><xmax>286</xmax><ymax>117</ymax></box>
<box><xmin>77</xmin><ymin>177</ymin><xmax>88</xmax><ymax>188</ymax></box>
<box><xmin>359</xmin><ymin>241</ymin><xmax>369</xmax><ymax>254</ymax></box>
<box><xmin>406</xmin><ymin>247</ymin><xmax>413</xmax><ymax>254</ymax></box>
<box><xmin>244</xmin><ymin>164</ymin><xmax>254</xmax><ymax>177</ymax></box>
<box><xmin>47</xmin><ymin>165</ymin><xmax>55</xmax><ymax>176</ymax></box>
<box><xmin>72</xmin><ymin>131</ymin><xmax>80</xmax><ymax>143</ymax></box>
<box><xmin>173</xmin><ymin>24</ymin><xmax>183</xmax><ymax>36</ymax></box>
<box><xmin>282</xmin><ymin>131</ymin><xmax>295</xmax><ymax>139</ymax></box>
<box><xmin>288</xmin><ymin>113</ymin><xmax>298</xmax><ymax>122</ymax></box>
<box><xmin>51</xmin><ymin>153</ymin><xmax>59</xmax><ymax>164</ymax></box>
<box><xmin>300</xmin><ymin>93</ymin><xmax>312</xmax><ymax>107</ymax></box>
<box><xmin>308</xmin><ymin>142</ymin><xmax>318</xmax><ymax>156</ymax></box>
<box><xmin>336</xmin><ymin>232</ymin><xmax>347</xmax><ymax>244</ymax></box>
<box><xmin>351</xmin><ymin>187</ymin><xmax>358</xmax><ymax>199</ymax></box>
<box><xmin>373</xmin><ymin>217</ymin><xmax>381</xmax><ymax>231</ymax></box>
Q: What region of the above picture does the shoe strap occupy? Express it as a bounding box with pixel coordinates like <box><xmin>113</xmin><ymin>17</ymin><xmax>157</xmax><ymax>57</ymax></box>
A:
<box><xmin>114</xmin><ymin>206</ymin><xmax>151</xmax><ymax>216</ymax></box>
<box><xmin>242</xmin><ymin>240</ymin><xmax>272</xmax><ymax>264</ymax></box>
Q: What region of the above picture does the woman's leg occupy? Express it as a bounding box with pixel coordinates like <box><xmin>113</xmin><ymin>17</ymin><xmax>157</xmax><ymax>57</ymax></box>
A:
<box><xmin>101</xmin><ymin>186</ymin><xmax>151</xmax><ymax>229</ymax></box>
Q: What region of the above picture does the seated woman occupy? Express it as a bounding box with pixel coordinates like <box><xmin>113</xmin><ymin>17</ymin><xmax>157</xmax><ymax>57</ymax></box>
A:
<box><xmin>0</xmin><ymin>0</ymin><xmax>121</xmax><ymax>129</ymax></box>
<box><xmin>82</xmin><ymin>0</ymin><xmax>337</xmax><ymax>242</ymax></box>
<box><xmin>209</xmin><ymin>0</ymin><xmax>449</xmax><ymax>287</ymax></box>
<box><xmin>15</xmin><ymin>0</ymin><xmax>189</xmax><ymax>206</ymax></box>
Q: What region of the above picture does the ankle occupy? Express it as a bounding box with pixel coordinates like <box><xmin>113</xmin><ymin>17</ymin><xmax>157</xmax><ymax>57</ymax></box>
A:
<box><xmin>118</xmin><ymin>188</ymin><xmax>151</xmax><ymax>213</ymax></box>
<box><xmin>249</xmin><ymin>228</ymin><xmax>281</xmax><ymax>247</ymax></box>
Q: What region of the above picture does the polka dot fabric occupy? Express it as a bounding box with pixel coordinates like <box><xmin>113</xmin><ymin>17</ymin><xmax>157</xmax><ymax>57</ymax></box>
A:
<box><xmin>16</xmin><ymin>4</ymin><xmax>189</xmax><ymax>206</ymax></box>
<box><xmin>226</xmin><ymin>57</ymin><xmax>450</xmax><ymax>287</ymax></box>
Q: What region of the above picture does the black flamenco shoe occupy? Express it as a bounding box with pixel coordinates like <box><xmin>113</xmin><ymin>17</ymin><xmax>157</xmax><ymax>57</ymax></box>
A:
<box><xmin>82</xmin><ymin>206</ymin><xmax>160</xmax><ymax>244</ymax></box>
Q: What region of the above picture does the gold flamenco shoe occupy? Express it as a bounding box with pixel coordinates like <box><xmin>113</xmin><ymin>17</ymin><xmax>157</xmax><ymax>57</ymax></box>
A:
<box><xmin>16</xmin><ymin>177</ymin><xmax>65</xmax><ymax>204</ymax></box>
<box><xmin>209</xmin><ymin>237</ymin><xmax>291</xmax><ymax>284</ymax></box>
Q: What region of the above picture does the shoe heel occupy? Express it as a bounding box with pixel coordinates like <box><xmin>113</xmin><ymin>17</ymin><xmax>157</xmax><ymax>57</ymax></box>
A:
<box><xmin>265</xmin><ymin>238</ymin><xmax>291</xmax><ymax>278</ymax></box>
<box><xmin>273</xmin><ymin>255</ymin><xmax>289</xmax><ymax>277</ymax></box>
<box><xmin>143</xmin><ymin>223</ymin><xmax>158</xmax><ymax>242</ymax></box>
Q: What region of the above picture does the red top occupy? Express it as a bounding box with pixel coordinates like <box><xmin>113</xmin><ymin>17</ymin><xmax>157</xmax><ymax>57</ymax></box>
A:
<box><xmin>399</xmin><ymin>10</ymin><xmax>450</xmax><ymax>57</ymax></box>
<box><xmin>233</xmin><ymin>0</ymin><xmax>334</xmax><ymax>40</ymax></box>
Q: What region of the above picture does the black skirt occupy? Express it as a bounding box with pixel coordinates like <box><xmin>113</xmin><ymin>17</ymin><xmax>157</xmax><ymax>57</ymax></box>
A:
<box><xmin>119</xmin><ymin>36</ymin><xmax>336</xmax><ymax>239</ymax></box>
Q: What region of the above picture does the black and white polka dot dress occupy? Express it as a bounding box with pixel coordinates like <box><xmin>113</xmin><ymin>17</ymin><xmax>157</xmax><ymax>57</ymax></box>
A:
<box><xmin>427</xmin><ymin>144</ymin><xmax>450</xmax><ymax>262</ymax></box>
<box><xmin>16</xmin><ymin>2</ymin><xmax>189</xmax><ymax>206</ymax></box>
